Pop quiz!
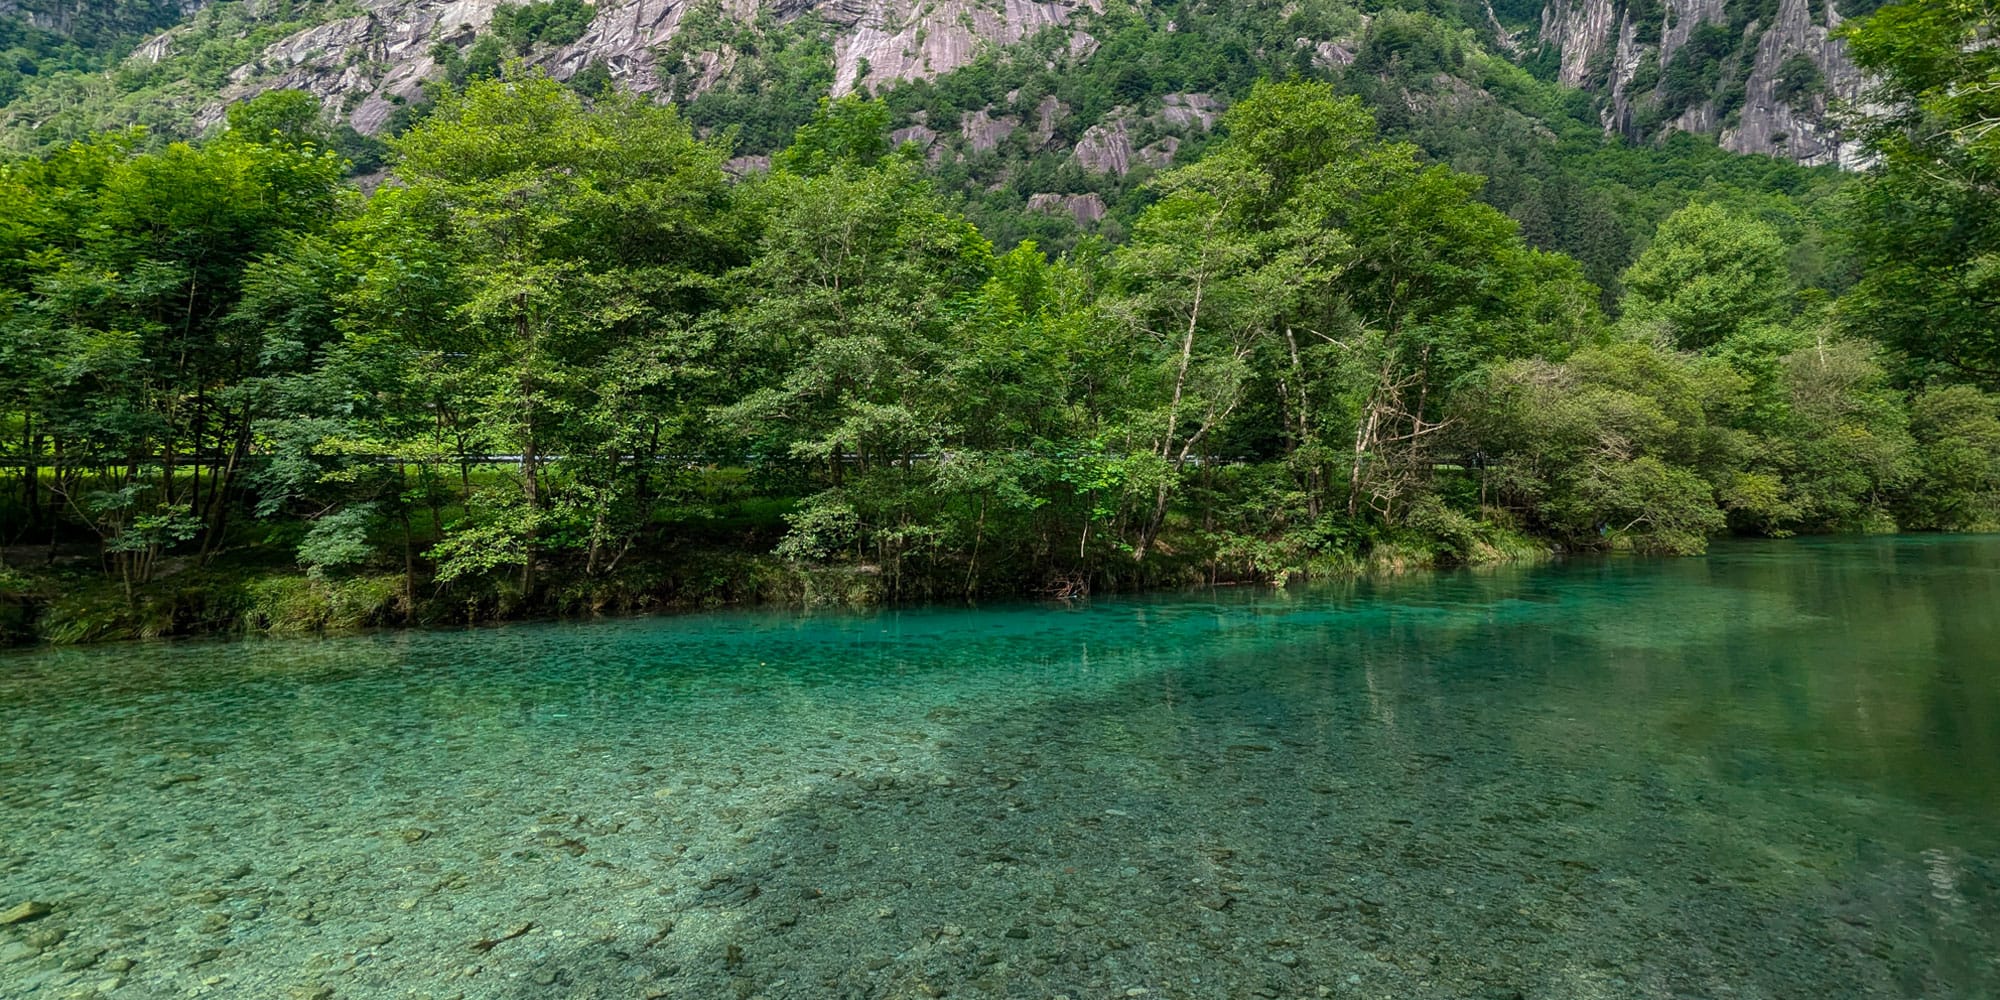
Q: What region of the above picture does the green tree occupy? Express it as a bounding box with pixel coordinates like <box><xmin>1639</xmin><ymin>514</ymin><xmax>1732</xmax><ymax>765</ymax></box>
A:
<box><xmin>341</xmin><ymin>71</ymin><xmax>738</xmax><ymax>591</ymax></box>
<box><xmin>717</xmin><ymin>147</ymin><xmax>990</xmax><ymax>587</ymax></box>
<box><xmin>1903</xmin><ymin>385</ymin><xmax>2000</xmax><ymax>529</ymax></box>
<box><xmin>0</xmin><ymin>124</ymin><xmax>345</xmax><ymax>596</ymax></box>
<box><xmin>1463</xmin><ymin>343</ymin><xmax>1742</xmax><ymax>553</ymax></box>
<box><xmin>773</xmin><ymin>95</ymin><xmax>895</xmax><ymax>175</ymax></box>
<box><xmin>1838</xmin><ymin>0</ymin><xmax>2000</xmax><ymax>384</ymax></box>
<box><xmin>225</xmin><ymin>89</ymin><xmax>327</xmax><ymax>149</ymax></box>
<box><xmin>1622</xmin><ymin>202</ymin><xmax>1791</xmax><ymax>350</ymax></box>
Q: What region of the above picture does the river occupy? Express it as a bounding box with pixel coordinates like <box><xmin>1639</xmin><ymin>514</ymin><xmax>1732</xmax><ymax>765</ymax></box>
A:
<box><xmin>1</xmin><ymin>535</ymin><xmax>1996</xmax><ymax>998</ymax></box>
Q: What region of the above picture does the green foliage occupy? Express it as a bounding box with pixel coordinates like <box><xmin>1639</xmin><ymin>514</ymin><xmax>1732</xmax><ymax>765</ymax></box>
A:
<box><xmin>1656</xmin><ymin>23</ymin><xmax>1734</xmax><ymax>118</ymax></box>
<box><xmin>1622</xmin><ymin>202</ymin><xmax>1791</xmax><ymax>349</ymax></box>
<box><xmin>1837</xmin><ymin>0</ymin><xmax>2000</xmax><ymax>386</ymax></box>
<box><xmin>1903</xmin><ymin>386</ymin><xmax>2000</xmax><ymax>530</ymax></box>
<box><xmin>665</xmin><ymin>5</ymin><xmax>837</xmax><ymax>155</ymax></box>
<box><xmin>0</xmin><ymin>120</ymin><xmax>348</xmax><ymax>597</ymax></box>
<box><xmin>567</xmin><ymin>59</ymin><xmax>613</xmax><ymax>98</ymax></box>
<box><xmin>773</xmin><ymin>96</ymin><xmax>894</xmax><ymax>175</ymax></box>
<box><xmin>1465</xmin><ymin>343</ymin><xmax>1740</xmax><ymax>552</ymax></box>
<box><xmin>490</xmin><ymin>0</ymin><xmax>594</xmax><ymax>55</ymax></box>
<box><xmin>1355</xmin><ymin>11</ymin><xmax>1465</xmax><ymax>77</ymax></box>
<box><xmin>226</xmin><ymin>89</ymin><xmax>328</xmax><ymax>149</ymax></box>
<box><xmin>0</xmin><ymin>0</ymin><xmax>356</xmax><ymax>153</ymax></box>
<box><xmin>1772</xmin><ymin>52</ymin><xmax>1825</xmax><ymax>108</ymax></box>
<box><xmin>0</xmin><ymin>10</ymin><xmax>1994</xmax><ymax>639</ymax></box>
<box><xmin>240</xmin><ymin>571</ymin><xmax>402</xmax><ymax>632</ymax></box>
<box><xmin>298</xmin><ymin>503</ymin><xmax>377</xmax><ymax>576</ymax></box>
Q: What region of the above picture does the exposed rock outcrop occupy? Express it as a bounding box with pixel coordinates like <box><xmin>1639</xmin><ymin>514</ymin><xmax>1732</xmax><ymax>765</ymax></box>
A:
<box><xmin>826</xmin><ymin>0</ymin><xmax>1098</xmax><ymax>94</ymax></box>
<box><xmin>1310</xmin><ymin>40</ymin><xmax>1355</xmax><ymax>70</ymax></box>
<box><xmin>960</xmin><ymin>109</ymin><xmax>1018</xmax><ymax>154</ymax></box>
<box><xmin>1070</xmin><ymin>94</ymin><xmax>1218</xmax><ymax>176</ymax></box>
<box><xmin>171</xmin><ymin>0</ymin><xmax>1101</xmax><ymax>136</ymax></box>
<box><xmin>1538</xmin><ymin>0</ymin><xmax>1617</xmax><ymax>88</ymax></box>
<box><xmin>890</xmin><ymin>123</ymin><xmax>944</xmax><ymax>163</ymax></box>
<box><xmin>1533</xmin><ymin>0</ymin><xmax>1868</xmax><ymax>165</ymax></box>
<box><xmin>1026</xmin><ymin>191</ymin><xmax>1105</xmax><ymax>225</ymax></box>
<box><xmin>1719</xmin><ymin>0</ymin><xmax>1865</xmax><ymax>166</ymax></box>
<box><xmin>1071</xmin><ymin>115</ymin><xmax>1131</xmax><ymax>175</ymax></box>
<box><xmin>1158</xmin><ymin>92</ymin><xmax>1219</xmax><ymax>131</ymax></box>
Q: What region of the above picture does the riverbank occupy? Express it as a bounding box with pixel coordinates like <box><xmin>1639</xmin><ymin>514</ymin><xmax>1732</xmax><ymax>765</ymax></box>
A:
<box><xmin>0</xmin><ymin>520</ymin><xmax>1553</xmax><ymax>647</ymax></box>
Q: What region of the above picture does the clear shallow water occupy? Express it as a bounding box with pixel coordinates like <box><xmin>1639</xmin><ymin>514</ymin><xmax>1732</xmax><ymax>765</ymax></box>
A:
<box><xmin>1</xmin><ymin>537</ymin><xmax>1997</xmax><ymax>1000</ymax></box>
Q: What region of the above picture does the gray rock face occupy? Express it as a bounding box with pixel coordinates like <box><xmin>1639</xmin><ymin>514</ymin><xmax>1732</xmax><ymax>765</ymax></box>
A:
<box><xmin>891</xmin><ymin>123</ymin><xmax>945</xmax><ymax>164</ymax></box>
<box><xmin>1538</xmin><ymin>0</ymin><xmax>1618</xmax><ymax>89</ymax></box>
<box><xmin>1070</xmin><ymin>95</ymin><xmax>1218</xmax><ymax>176</ymax></box>
<box><xmin>1025</xmin><ymin>191</ymin><xmax>1104</xmax><ymax>224</ymax></box>
<box><xmin>170</xmin><ymin>0</ymin><xmax>1100</xmax><ymax>135</ymax></box>
<box><xmin>1072</xmin><ymin>115</ymin><xmax>1132</xmax><ymax>175</ymax></box>
<box><xmin>1533</xmin><ymin>0</ymin><xmax>1867</xmax><ymax>164</ymax></box>
<box><xmin>1311</xmin><ymin>39</ymin><xmax>1355</xmax><ymax>70</ymax></box>
<box><xmin>1719</xmin><ymin>0</ymin><xmax>1866</xmax><ymax>166</ymax></box>
<box><xmin>960</xmin><ymin>109</ymin><xmax>1018</xmax><ymax>154</ymax></box>
<box><xmin>823</xmin><ymin>0</ymin><xmax>1098</xmax><ymax>95</ymax></box>
<box><xmin>1033</xmin><ymin>94</ymin><xmax>1065</xmax><ymax>145</ymax></box>
<box><xmin>1158</xmin><ymin>92</ymin><xmax>1219</xmax><ymax>131</ymax></box>
<box><xmin>1137</xmin><ymin>135</ymin><xmax>1179</xmax><ymax>169</ymax></box>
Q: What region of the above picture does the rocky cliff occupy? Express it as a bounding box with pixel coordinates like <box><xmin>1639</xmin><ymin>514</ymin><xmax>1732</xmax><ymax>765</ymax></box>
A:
<box><xmin>15</xmin><ymin>0</ymin><xmax>1878</xmax><ymax>169</ymax></box>
<box><xmin>1532</xmin><ymin>0</ymin><xmax>1868</xmax><ymax>165</ymax></box>
<box><xmin>135</xmin><ymin>0</ymin><xmax>1097</xmax><ymax>135</ymax></box>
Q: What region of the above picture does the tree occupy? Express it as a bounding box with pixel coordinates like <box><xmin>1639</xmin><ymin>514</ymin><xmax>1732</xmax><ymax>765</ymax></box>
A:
<box><xmin>1837</xmin><ymin>0</ymin><xmax>2000</xmax><ymax>384</ymax></box>
<box><xmin>1903</xmin><ymin>385</ymin><xmax>2000</xmax><ymax>529</ymax></box>
<box><xmin>1622</xmin><ymin>202</ymin><xmax>1790</xmax><ymax>350</ymax></box>
<box><xmin>717</xmin><ymin>146</ymin><xmax>991</xmax><ymax>587</ymax></box>
<box><xmin>773</xmin><ymin>95</ymin><xmax>895</xmax><ymax>176</ymax></box>
<box><xmin>0</xmin><ymin>124</ymin><xmax>345</xmax><ymax>595</ymax></box>
<box><xmin>339</xmin><ymin>71</ymin><xmax>738</xmax><ymax>592</ymax></box>
<box><xmin>225</xmin><ymin>89</ymin><xmax>327</xmax><ymax>149</ymax></box>
<box><xmin>1462</xmin><ymin>343</ymin><xmax>1740</xmax><ymax>553</ymax></box>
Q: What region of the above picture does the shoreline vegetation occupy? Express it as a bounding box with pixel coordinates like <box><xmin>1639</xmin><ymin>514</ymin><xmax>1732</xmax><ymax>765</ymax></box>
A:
<box><xmin>0</xmin><ymin>522</ymin><xmax>1558</xmax><ymax>646</ymax></box>
<box><xmin>4</xmin><ymin>2</ymin><xmax>2000</xmax><ymax>648</ymax></box>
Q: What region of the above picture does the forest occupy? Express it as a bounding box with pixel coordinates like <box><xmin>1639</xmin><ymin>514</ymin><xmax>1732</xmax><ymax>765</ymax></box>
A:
<box><xmin>0</xmin><ymin>0</ymin><xmax>1995</xmax><ymax>643</ymax></box>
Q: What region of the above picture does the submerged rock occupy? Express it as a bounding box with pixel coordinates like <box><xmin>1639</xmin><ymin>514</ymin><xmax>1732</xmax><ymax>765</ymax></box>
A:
<box><xmin>62</xmin><ymin>947</ymin><xmax>105</xmax><ymax>972</ymax></box>
<box><xmin>0</xmin><ymin>900</ymin><xmax>51</xmax><ymax>924</ymax></box>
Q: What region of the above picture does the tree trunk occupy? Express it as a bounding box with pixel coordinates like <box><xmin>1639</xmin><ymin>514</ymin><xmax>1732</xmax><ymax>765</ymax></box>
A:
<box><xmin>398</xmin><ymin>483</ymin><xmax>417</xmax><ymax>623</ymax></box>
<box><xmin>1282</xmin><ymin>328</ymin><xmax>1323</xmax><ymax>519</ymax></box>
<box><xmin>1135</xmin><ymin>278</ymin><xmax>1206</xmax><ymax>562</ymax></box>
<box><xmin>20</xmin><ymin>421</ymin><xmax>40</xmax><ymax>536</ymax></box>
<box><xmin>199</xmin><ymin>411</ymin><xmax>252</xmax><ymax>564</ymax></box>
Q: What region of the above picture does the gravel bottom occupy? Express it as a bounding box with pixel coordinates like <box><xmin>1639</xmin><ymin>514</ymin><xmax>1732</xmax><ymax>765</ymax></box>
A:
<box><xmin>3</xmin><ymin>541</ymin><xmax>1997</xmax><ymax>999</ymax></box>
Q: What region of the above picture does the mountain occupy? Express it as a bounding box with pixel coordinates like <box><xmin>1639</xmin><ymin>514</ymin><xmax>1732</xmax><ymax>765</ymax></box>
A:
<box><xmin>2</xmin><ymin>0</ymin><xmax>1861</xmax><ymax>297</ymax></box>
<box><xmin>133</xmin><ymin>0</ymin><xmax>1098</xmax><ymax>135</ymax></box>
<box><xmin>2</xmin><ymin>0</ymin><xmax>1872</xmax><ymax>163</ymax></box>
<box><xmin>1532</xmin><ymin>0</ymin><xmax>1875</xmax><ymax>166</ymax></box>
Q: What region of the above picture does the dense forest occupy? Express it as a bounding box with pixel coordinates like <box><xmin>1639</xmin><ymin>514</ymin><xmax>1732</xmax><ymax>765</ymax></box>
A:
<box><xmin>0</xmin><ymin>0</ymin><xmax>1996</xmax><ymax>643</ymax></box>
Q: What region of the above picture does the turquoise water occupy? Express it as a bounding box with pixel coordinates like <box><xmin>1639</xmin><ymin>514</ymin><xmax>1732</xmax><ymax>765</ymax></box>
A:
<box><xmin>2</xmin><ymin>537</ymin><xmax>1997</xmax><ymax>1000</ymax></box>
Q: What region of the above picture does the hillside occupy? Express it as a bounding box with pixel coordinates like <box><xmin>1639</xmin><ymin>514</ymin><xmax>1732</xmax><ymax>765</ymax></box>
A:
<box><xmin>0</xmin><ymin>1</ymin><xmax>1870</xmax><ymax>296</ymax></box>
<box><xmin>1</xmin><ymin>0</ymin><xmax>1870</xmax><ymax>161</ymax></box>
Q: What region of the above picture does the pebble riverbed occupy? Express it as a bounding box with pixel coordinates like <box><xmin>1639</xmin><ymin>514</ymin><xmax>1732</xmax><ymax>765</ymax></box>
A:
<box><xmin>2</xmin><ymin>536</ymin><xmax>1997</xmax><ymax>999</ymax></box>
